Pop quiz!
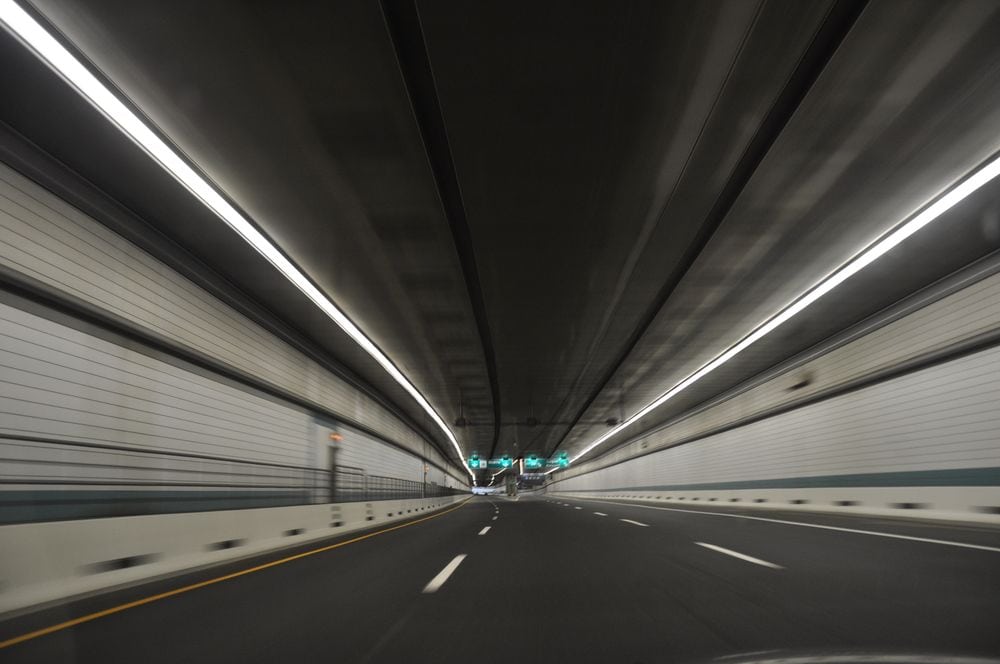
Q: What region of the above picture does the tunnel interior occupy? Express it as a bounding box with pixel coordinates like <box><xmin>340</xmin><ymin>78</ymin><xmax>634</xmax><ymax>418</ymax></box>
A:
<box><xmin>0</xmin><ymin>1</ymin><xmax>999</xmax><ymax>662</ymax></box>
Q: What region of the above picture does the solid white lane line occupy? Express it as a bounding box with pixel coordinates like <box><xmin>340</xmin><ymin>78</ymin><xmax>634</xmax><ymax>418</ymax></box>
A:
<box><xmin>423</xmin><ymin>555</ymin><xmax>467</xmax><ymax>593</ymax></box>
<box><xmin>478</xmin><ymin>527</ymin><xmax>491</xmax><ymax>535</ymax></box>
<box><xmin>696</xmin><ymin>542</ymin><xmax>783</xmax><ymax>569</ymax></box>
<box><xmin>619</xmin><ymin>518</ymin><xmax>649</xmax><ymax>527</ymax></box>
<box><xmin>593</xmin><ymin>512</ymin><xmax>607</xmax><ymax>516</ymax></box>
<box><xmin>569</xmin><ymin>497</ymin><xmax>1000</xmax><ymax>554</ymax></box>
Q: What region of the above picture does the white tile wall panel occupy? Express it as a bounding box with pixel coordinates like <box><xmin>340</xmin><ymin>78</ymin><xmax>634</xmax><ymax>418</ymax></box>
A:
<box><xmin>0</xmin><ymin>162</ymin><xmax>455</xmax><ymax>474</ymax></box>
<box><xmin>0</xmin><ymin>299</ymin><xmax>468</xmax><ymax>492</ymax></box>
<box><xmin>336</xmin><ymin>427</ymin><xmax>425</xmax><ymax>483</ymax></box>
<box><xmin>561</xmin><ymin>268</ymin><xmax>1000</xmax><ymax>479</ymax></box>
<box><xmin>670</xmin><ymin>271</ymin><xmax>1000</xmax><ymax>454</ymax></box>
<box><xmin>426</xmin><ymin>465</ymin><xmax>448</xmax><ymax>487</ymax></box>
<box><xmin>0</xmin><ymin>301</ymin><xmax>312</xmax><ymax>467</ymax></box>
<box><xmin>555</xmin><ymin>343</ymin><xmax>1000</xmax><ymax>493</ymax></box>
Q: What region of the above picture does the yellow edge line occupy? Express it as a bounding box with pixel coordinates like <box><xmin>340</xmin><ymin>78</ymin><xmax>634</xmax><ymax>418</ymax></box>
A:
<box><xmin>0</xmin><ymin>498</ymin><xmax>471</xmax><ymax>649</ymax></box>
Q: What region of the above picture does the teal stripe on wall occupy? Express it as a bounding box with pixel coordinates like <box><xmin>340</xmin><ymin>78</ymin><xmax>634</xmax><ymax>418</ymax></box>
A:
<box><xmin>566</xmin><ymin>466</ymin><xmax>1000</xmax><ymax>493</ymax></box>
<box><xmin>0</xmin><ymin>490</ymin><xmax>310</xmax><ymax>525</ymax></box>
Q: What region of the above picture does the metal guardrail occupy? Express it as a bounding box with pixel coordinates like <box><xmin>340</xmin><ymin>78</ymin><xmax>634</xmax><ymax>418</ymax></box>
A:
<box><xmin>0</xmin><ymin>436</ymin><xmax>464</xmax><ymax>524</ymax></box>
<box><xmin>331</xmin><ymin>466</ymin><xmax>464</xmax><ymax>502</ymax></box>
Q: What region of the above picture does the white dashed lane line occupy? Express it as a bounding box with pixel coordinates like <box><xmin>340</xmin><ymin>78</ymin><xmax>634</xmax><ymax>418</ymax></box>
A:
<box><xmin>695</xmin><ymin>542</ymin><xmax>783</xmax><ymax>569</ymax></box>
<box><xmin>478</xmin><ymin>527</ymin><xmax>491</xmax><ymax>536</ymax></box>
<box><xmin>619</xmin><ymin>519</ymin><xmax>649</xmax><ymax>527</ymax></box>
<box><xmin>571</xmin><ymin>497</ymin><xmax>1000</xmax><ymax>554</ymax></box>
<box><xmin>422</xmin><ymin>555</ymin><xmax>467</xmax><ymax>593</ymax></box>
<box><xmin>593</xmin><ymin>512</ymin><xmax>607</xmax><ymax>517</ymax></box>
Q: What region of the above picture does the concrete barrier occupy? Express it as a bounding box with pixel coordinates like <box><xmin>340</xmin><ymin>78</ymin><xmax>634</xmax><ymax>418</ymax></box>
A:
<box><xmin>0</xmin><ymin>495</ymin><xmax>467</xmax><ymax>616</ymax></box>
<box><xmin>551</xmin><ymin>487</ymin><xmax>1000</xmax><ymax>524</ymax></box>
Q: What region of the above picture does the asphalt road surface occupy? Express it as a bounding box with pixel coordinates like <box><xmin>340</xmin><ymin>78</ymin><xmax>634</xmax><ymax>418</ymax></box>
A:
<box><xmin>2</xmin><ymin>495</ymin><xmax>999</xmax><ymax>663</ymax></box>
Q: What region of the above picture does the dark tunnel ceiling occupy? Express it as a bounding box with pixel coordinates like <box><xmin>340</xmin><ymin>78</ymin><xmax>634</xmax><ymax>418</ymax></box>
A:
<box><xmin>3</xmin><ymin>0</ymin><xmax>1000</xmax><ymax>478</ymax></box>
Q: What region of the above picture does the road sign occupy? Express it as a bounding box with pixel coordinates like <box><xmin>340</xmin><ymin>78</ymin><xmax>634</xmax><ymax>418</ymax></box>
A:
<box><xmin>546</xmin><ymin>451</ymin><xmax>570</xmax><ymax>468</ymax></box>
<box><xmin>524</xmin><ymin>456</ymin><xmax>545</xmax><ymax>469</ymax></box>
<box><xmin>488</xmin><ymin>455</ymin><xmax>513</xmax><ymax>469</ymax></box>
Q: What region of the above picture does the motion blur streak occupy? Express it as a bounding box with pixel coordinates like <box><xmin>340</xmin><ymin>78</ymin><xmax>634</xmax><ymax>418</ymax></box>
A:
<box><xmin>0</xmin><ymin>0</ymin><xmax>472</xmax><ymax>477</ymax></box>
<box><xmin>1</xmin><ymin>1</ymin><xmax>1000</xmax><ymax>662</ymax></box>
<box><xmin>570</xmin><ymin>152</ymin><xmax>1000</xmax><ymax>464</ymax></box>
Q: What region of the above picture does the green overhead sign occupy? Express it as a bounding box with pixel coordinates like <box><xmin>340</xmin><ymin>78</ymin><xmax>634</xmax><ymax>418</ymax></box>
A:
<box><xmin>487</xmin><ymin>455</ymin><xmax>513</xmax><ymax>469</ymax></box>
<box><xmin>547</xmin><ymin>451</ymin><xmax>570</xmax><ymax>468</ymax></box>
<box><xmin>524</xmin><ymin>456</ymin><xmax>545</xmax><ymax>469</ymax></box>
<box><xmin>473</xmin><ymin>454</ymin><xmax>561</xmax><ymax>470</ymax></box>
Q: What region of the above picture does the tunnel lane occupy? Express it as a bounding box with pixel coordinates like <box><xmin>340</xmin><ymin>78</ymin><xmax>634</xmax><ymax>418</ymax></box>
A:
<box><xmin>1</xmin><ymin>495</ymin><xmax>998</xmax><ymax>663</ymax></box>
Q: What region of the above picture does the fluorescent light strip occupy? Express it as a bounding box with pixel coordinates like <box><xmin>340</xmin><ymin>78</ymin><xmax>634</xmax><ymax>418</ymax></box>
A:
<box><xmin>566</xmin><ymin>151</ymin><xmax>1000</xmax><ymax>466</ymax></box>
<box><xmin>0</xmin><ymin>1</ymin><xmax>473</xmax><ymax>480</ymax></box>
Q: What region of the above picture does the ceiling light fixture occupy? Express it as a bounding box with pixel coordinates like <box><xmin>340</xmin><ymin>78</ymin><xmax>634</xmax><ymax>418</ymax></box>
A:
<box><xmin>0</xmin><ymin>1</ymin><xmax>474</xmax><ymax>480</ymax></box>
<box><xmin>563</xmin><ymin>150</ymin><xmax>1000</xmax><ymax>467</ymax></box>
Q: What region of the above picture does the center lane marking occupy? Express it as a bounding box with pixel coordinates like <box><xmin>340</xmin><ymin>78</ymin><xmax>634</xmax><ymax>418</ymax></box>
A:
<box><xmin>696</xmin><ymin>542</ymin><xmax>783</xmax><ymax>569</ymax></box>
<box><xmin>619</xmin><ymin>518</ymin><xmax>649</xmax><ymax>527</ymax></box>
<box><xmin>564</xmin><ymin>496</ymin><xmax>1000</xmax><ymax>554</ymax></box>
<box><xmin>478</xmin><ymin>526</ymin><xmax>491</xmax><ymax>535</ymax></box>
<box><xmin>423</xmin><ymin>554</ymin><xmax>467</xmax><ymax>593</ymax></box>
